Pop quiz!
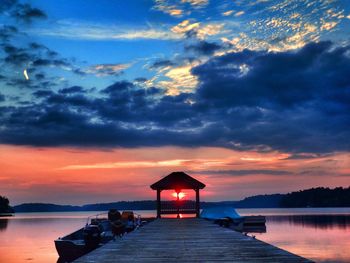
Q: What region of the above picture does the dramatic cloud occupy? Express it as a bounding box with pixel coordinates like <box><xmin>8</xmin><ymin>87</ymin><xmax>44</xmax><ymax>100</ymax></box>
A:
<box><xmin>0</xmin><ymin>41</ymin><xmax>349</xmax><ymax>154</ymax></box>
<box><xmin>192</xmin><ymin>41</ymin><xmax>350</xmax><ymax>152</ymax></box>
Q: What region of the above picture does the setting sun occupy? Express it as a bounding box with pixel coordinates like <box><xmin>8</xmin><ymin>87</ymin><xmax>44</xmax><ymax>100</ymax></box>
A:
<box><xmin>172</xmin><ymin>192</ymin><xmax>186</xmax><ymax>200</ymax></box>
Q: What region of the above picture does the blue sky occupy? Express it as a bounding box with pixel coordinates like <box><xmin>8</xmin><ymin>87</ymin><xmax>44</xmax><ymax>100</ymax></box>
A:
<box><xmin>2</xmin><ymin>0</ymin><xmax>350</xmax><ymax>95</ymax></box>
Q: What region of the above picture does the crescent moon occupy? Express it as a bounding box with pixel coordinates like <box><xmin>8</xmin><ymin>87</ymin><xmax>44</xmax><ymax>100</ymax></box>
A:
<box><xmin>23</xmin><ymin>69</ymin><xmax>29</xmax><ymax>80</ymax></box>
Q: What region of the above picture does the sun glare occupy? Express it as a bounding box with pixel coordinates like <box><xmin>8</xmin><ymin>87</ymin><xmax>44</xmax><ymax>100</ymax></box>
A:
<box><xmin>172</xmin><ymin>192</ymin><xmax>186</xmax><ymax>199</ymax></box>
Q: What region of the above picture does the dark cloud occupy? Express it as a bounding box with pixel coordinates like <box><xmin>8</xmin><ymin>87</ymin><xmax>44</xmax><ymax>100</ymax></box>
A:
<box><xmin>191</xmin><ymin>41</ymin><xmax>350</xmax><ymax>152</ymax></box>
<box><xmin>0</xmin><ymin>41</ymin><xmax>82</xmax><ymax>89</ymax></box>
<box><xmin>185</xmin><ymin>41</ymin><xmax>221</xmax><ymax>55</ymax></box>
<box><xmin>0</xmin><ymin>25</ymin><xmax>18</xmax><ymax>41</ymax></box>
<box><xmin>2</xmin><ymin>44</ymin><xmax>31</xmax><ymax>65</ymax></box>
<box><xmin>72</xmin><ymin>68</ymin><xmax>86</xmax><ymax>76</ymax></box>
<box><xmin>59</xmin><ymin>86</ymin><xmax>84</xmax><ymax>94</ymax></box>
<box><xmin>32</xmin><ymin>58</ymin><xmax>69</xmax><ymax>67</ymax></box>
<box><xmin>34</xmin><ymin>73</ymin><xmax>45</xmax><ymax>80</ymax></box>
<box><xmin>0</xmin><ymin>41</ymin><xmax>349</xmax><ymax>153</ymax></box>
<box><xmin>149</xmin><ymin>60</ymin><xmax>176</xmax><ymax>69</ymax></box>
<box><xmin>0</xmin><ymin>93</ymin><xmax>5</xmax><ymax>102</ymax></box>
<box><xmin>33</xmin><ymin>90</ymin><xmax>54</xmax><ymax>98</ymax></box>
<box><xmin>11</xmin><ymin>3</ymin><xmax>47</xmax><ymax>23</ymax></box>
<box><xmin>1</xmin><ymin>42</ymin><xmax>70</xmax><ymax>69</ymax></box>
<box><xmin>0</xmin><ymin>1</ymin><xmax>46</xmax><ymax>23</ymax></box>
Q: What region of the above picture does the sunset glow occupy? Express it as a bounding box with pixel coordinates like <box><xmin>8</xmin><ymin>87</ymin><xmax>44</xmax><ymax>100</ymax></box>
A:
<box><xmin>172</xmin><ymin>192</ymin><xmax>186</xmax><ymax>200</ymax></box>
<box><xmin>0</xmin><ymin>0</ymin><xmax>349</xmax><ymax>206</ymax></box>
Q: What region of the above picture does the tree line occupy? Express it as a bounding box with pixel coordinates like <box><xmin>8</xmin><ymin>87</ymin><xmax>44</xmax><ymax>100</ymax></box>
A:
<box><xmin>0</xmin><ymin>196</ymin><xmax>14</xmax><ymax>214</ymax></box>
<box><xmin>280</xmin><ymin>187</ymin><xmax>350</xmax><ymax>207</ymax></box>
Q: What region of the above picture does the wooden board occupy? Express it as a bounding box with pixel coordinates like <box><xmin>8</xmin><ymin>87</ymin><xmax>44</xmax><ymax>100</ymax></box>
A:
<box><xmin>74</xmin><ymin>218</ymin><xmax>313</xmax><ymax>263</ymax></box>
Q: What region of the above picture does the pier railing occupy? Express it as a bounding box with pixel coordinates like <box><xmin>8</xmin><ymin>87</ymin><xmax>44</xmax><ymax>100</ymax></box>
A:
<box><xmin>160</xmin><ymin>200</ymin><xmax>196</xmax><ymax>214</ymax></box>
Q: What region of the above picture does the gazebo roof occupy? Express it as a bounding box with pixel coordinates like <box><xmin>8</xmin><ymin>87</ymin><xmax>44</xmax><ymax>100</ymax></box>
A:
<box><xmin>150</xmin><ymin>171</ymin><xmax>206</xmax><ymax>190</ymax></box>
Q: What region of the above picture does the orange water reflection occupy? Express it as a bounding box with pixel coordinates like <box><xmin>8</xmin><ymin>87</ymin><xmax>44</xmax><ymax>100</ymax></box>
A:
<box><xmin>1</xmin><ymin>210</ymin><xmax>350</xmax><ymax>263</ymax></box>
<box><xmin>0</xmin><ymin>215</ymin><xmax>86</xmax><ymax>263</ymax></box>
<box><xmin>255</xmin><ymin>215</ymin><xmax>350</xmax><ymax>263</ymax></box>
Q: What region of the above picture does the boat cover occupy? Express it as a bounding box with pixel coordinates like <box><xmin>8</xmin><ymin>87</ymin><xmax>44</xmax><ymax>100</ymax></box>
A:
<box><xmin>200</xmin><ymin>206</ymin><xmax>243</xmax><ymax>220</ymax></box>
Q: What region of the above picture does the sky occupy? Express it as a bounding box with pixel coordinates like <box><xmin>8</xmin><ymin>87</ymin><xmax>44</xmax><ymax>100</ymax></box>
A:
<box><xmin>0</xmin><ymin>0</ymin><xmax>349</xmax><ymax>205</ymax></box>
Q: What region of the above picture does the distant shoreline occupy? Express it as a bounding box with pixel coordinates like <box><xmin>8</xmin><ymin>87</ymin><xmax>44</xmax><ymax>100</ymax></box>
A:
<box><xmin>12</xmin><ymin>186</ymin><xmax>350</xmax><ymax>213</ymax></box>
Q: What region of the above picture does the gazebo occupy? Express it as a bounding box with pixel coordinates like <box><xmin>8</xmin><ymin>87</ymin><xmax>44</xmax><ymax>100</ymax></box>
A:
<box><xmin>150</xmin><ymin>172</ymin><xmax>206</xmax><ymax>218</ymax></box>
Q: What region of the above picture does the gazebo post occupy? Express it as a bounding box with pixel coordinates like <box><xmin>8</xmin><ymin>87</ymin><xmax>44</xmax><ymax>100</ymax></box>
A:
<box><xmin>157</xmin><ymin>189</ymin><xmax>161</xmax><ymax>218</ymax></box>
<box><xmin>195</xmin><ymin>188</ymin><xmax>200</xmax><ymax>218</ymax></box>
<box><xmin>176</xmin><ymin>191</ymin><xmax>180</xmax><ymax>218</ymax></box>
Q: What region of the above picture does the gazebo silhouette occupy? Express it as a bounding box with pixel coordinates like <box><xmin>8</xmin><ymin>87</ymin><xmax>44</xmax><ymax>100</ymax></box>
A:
<box><xmin>150</xmin><ymin>172</ymin><xmax>206</xmax><ymax>218</ymax></box>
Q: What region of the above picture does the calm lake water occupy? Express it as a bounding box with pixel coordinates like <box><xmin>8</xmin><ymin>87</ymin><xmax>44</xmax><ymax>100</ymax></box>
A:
<box><xmin>0</xmin><ymin>208</ymin><xmax>349</xmax><ymax>263</ymax></box>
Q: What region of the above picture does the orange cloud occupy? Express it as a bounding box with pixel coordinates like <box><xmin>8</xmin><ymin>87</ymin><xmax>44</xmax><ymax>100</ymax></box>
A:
<box><xmin>1</xmin><ymin>145</ymin><xmax>349</xmax><ymax>204</ymax></box>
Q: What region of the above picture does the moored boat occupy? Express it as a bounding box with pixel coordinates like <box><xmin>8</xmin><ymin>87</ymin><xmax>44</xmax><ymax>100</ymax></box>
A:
<box><xmin>55</xmin><ymin>210</ymin><xmax>143</xmax><ymax>262</ymax></box>
<box><xmin>200</xmin><ymin>206</ymin><xmax>266</xmax><ymax>233</ymax></box>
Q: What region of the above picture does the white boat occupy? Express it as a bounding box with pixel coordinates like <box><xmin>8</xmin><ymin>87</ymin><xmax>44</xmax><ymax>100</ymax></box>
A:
<box><xmin>201</xmin><ymin>206</ymin><xmax>266</xmax><ymax>233</ymax></box>
<box><xmin>200</xmin><ymin>206</ymin><xmax>243</xmax><ymax>221</ymax></box>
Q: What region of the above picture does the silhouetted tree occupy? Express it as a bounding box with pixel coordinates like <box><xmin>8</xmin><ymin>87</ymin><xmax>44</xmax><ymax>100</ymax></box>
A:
<box><xmin>280</xmin><ymin>187</ymin><xmax>350</xmax><ymax>207</ymax></box>
<box><xmin>0</xmin><ymin>196</ymin><xmax>14</xmax><ymax>214</ymax></box>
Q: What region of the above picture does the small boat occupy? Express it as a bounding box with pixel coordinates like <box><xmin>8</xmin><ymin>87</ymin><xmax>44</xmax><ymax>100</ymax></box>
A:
<box><xmin>55</xmin><ymin>210</ymin><xmax>143</xmax><ymax>262</ymax></box>
<box><xmin>201</xmin><ymin>206</ymin><xmax>243</xmax><ymax>221</ymax></box>
<box><xmin>200</xmin><ymin>206</ymin><xmax>266</xmax><ymax>233</ymax></box>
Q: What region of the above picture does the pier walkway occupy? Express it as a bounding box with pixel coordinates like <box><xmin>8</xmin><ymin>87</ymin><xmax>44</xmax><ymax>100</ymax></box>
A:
<box><xmin>75</xmin><ymin>218</ymin><xmax>312</xmax><ymax>262</ymax></box>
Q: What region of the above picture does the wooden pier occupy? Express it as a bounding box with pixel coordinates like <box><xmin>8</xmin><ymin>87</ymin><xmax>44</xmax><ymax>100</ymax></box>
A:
<box><xmin>74</xmin><ymin>218</ymin><xmax>312</xmax><ymax>262</ymax></box>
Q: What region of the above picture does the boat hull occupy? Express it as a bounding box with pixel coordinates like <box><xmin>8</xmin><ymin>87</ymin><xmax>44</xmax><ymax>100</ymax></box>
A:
<box><xmin>55</xmin><ymin>225</ymin><xmax>112</xmax><ymax>262</ymax></box>
<box><xmin>55</xmin><ymin>239</ymin><xmax>91</xmax><ymax>262</ymax></box>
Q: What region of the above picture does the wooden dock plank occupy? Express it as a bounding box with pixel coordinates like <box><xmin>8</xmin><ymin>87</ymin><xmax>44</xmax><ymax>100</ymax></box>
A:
<box><xmin>74</xmin><ymin>218</ymin><xmax>312</xmax><ymax>263</ymax></box>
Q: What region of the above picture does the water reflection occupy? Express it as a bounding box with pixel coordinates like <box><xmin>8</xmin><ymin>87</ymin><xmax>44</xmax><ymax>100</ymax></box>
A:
<box><xmin>268</xmin><ymin>215</ymin><xmax>350</xmax><ymax>230</ymax></box>
<box><xmin>0</xmin><ymin>216</ymin><xmax>86</xmax><ymax>263</ymax></box>
<box><xmin>0</xmin><ymin>210</ymin><xmax>349</xmax><ymax>263</ymax></box>
<box><xmin>0</xmin><ymin>218</ymin><xmax>8</xmax><ymax>231</ymax></box>
<box><xmin>257</xmin><ymin>214</ymin><xmax>350</xmax><ymax>263</ymax></box>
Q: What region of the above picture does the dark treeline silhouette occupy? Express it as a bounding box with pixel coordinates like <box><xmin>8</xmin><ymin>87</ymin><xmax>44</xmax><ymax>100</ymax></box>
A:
<box><xmin>14</xmin><ymin>201</ymin><xmax>157</xmax><ymax>213</ymax></box>
<box><xmin>0</xmin><ymin>196</ymin><xmax>14</xmax><ymax>214</ymax></box>
<box><xmin>13</xmin><ymin>187</ymin><xmax>350</xmax><ymax>212</ymax></box>
<box><xmin>280</xmin><ymin>187</ymin><xmax>350</xmax><ymax>207</ymax></box>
